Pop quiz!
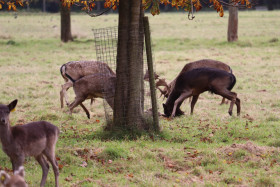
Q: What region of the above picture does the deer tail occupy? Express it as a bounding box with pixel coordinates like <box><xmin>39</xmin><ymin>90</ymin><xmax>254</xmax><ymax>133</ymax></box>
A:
<box><xmin>228</xmin><ymin>74</ymin><xmax>236</xmax><ymax>91</ymax></box>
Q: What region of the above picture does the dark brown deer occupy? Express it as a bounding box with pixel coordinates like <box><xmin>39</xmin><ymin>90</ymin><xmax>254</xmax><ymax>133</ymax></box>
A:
<box><xmin>163</xmin><ymin>68</ymin><xmax>240</xmax><ymax>118</ymax></box>
<box><xmin>158</xmin><ymin>59</ymin><xmax>232</xmax><ymax>104</ymax></box>
<box><xmin>60</xmin><ymin>61</ymin><xmax>115</xmax><ymax>108</ymax></box>
<box><xmin>68</xmin><ymin>73</ymin><xmax>116</xmax><ymax>119</ymax></box>
<box><xmin>0</xmin><ymin>166</ymin><xmax>28</xmax><ymax>187</ymax></box>
<box><xmin>0</xmin><ymin>100</ymin><xmax>60</xmax><ymax>187</ymax></box>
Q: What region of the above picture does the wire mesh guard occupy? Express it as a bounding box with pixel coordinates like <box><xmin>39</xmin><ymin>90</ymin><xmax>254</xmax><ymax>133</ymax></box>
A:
<box><xmin>93</xmin><ymin>27</ymin><xmax>155</xmax><ymax>123</ymax></box>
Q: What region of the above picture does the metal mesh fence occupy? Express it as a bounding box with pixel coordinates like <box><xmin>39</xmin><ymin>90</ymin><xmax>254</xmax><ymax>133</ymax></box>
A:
<box><xmin>93</xmin><ymin>27</ymin><xmax>154</xmax><ymax>124</ymax></box>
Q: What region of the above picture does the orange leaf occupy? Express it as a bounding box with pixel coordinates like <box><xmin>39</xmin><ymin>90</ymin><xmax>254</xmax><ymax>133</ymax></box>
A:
<box><xmin>58</xmin><ymin>164</ymin><xmax>64</xmax><ymax>170</ymax></box>
<box><xmin>65</xmin><ymin>176</ymin><xmax>73</xmax><ymax>182</ymax></box>
<box><xmin>127</xmin><ymin>173</ymin><xmax>134</xmax><ymax>178</ymax></box>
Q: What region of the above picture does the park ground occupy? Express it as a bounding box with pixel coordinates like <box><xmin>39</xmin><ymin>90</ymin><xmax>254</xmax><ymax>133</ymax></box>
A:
<box><xmin>0</xmin><ymin>10</ymin><xmax>280</xmax><ymax>186</ymax></box>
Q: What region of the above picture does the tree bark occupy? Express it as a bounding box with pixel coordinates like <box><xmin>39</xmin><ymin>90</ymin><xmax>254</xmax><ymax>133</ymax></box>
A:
<box><xmin>227</xmin><ymin>3</ymin><xmax>238</xmax><ymax>42</ymax></box>
<box><xmin>60</xmin><ymin>5</ymin><xmax>73</xmax><ymax>42</ymax></box>
<box><xmin>113</xmin><ymin>0</ymin><xmax>147</xmax><ymax>130</ymax></box>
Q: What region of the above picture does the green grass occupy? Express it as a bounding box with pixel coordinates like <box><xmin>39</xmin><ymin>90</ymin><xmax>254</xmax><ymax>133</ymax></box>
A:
<box><xmin>0</xmin><ymin>10</ymin><xmax>280</xmax><ymax>186</ymax></box>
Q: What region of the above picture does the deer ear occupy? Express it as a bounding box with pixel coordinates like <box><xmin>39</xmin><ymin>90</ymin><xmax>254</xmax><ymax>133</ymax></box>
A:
<box><xmin>14</xmin><ymin>166</ymin><xmax>25</xmax><ymax>178</ymax></box>
<box><xmin>0</xmin><ymin>171</ymin><xmax>11</xmax><ymax>185</ymax></box>
<box><xmin>8</xmin><ymin>99</ymin><xmax>18</xmax><ymax>112</ymax></box>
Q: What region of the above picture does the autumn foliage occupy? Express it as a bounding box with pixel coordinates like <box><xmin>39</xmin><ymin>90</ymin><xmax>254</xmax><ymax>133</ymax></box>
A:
<box><xmin>0</xmin><ymin>0</ymin><xmax>253</xmax><ymax>17</ymax></box>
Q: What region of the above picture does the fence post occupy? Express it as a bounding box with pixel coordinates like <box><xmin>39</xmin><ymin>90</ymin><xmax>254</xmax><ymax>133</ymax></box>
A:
<box><xmin>143</xmin><ymin>16</ymin><xmax>160</xmax><ymax>132</ymax></box>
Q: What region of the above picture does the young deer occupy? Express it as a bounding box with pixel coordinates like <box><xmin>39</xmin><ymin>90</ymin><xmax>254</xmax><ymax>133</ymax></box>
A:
<box><xmin>60</xmin><ymin>61</ymin><xmax>115</xmax><ymax>108</ymax></box>
<box><xmin>163</xmin><ymin>68</ymin><xmax>240</xmax><ymax>118</ymax></box>
<box><xmin>0</xmin><ymin>100</ymin><xmax>60</xmax><ymax>187</ymax></box>
<box><xmin>0</xmin><ymin>166</ymin><xmax>28</xmax><ymax>187</ymax></box>
<box><xmin>68</xmin><ymin>73</ymin><xmax>116</xmax><ymax>119</ymax></box>
<box><xmin>158</xmin><ymin>59</ymin><xmax>232</xmax><ymax>104</ymax></box>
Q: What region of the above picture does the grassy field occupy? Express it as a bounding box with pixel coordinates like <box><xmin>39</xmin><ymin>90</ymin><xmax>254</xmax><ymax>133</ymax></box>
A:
<box><xmin>0</xmin><ymin>10</ymin><xmax>280</xmax><ymax>186</ymax></box>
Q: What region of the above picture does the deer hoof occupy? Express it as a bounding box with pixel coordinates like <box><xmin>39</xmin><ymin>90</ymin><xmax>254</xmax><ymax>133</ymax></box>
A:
<box><xmin>228</xmin><ymin>111</ymin><xmax>232</xmax><ymax>116</ymax></box>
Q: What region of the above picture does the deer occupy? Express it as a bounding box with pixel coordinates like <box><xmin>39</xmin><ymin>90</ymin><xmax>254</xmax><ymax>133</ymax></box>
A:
<box><xmin>60</xmin><ymin>61</ymin><xmax>115</xmax><ymax>108</ymax></box>
<box><xmin>157</xmin><ymin>59</ymin><xmax>232</xmax><ymax>105</ymax></box>
<box><xmin>0</xmin><ymin>100</ymin><xmax>60</xmax><ymax>187</ymax></box>
<box><xmin>68</xmin><ymin>73</ymin><xmax>116</xmax><ymax>119</ymax></box>
<box><xmin>162</xmin><ymin>68</ymin><xmax>240</xmax><ymax>118</ymax></box>
<box><xmin>0</xmin><ymin>166</ymin><xmax>28</xmax><ymax>187</ymax></box>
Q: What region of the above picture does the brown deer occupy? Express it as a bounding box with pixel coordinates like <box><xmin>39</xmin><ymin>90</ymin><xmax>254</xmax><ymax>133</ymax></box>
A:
<box><xmin>60</xmin><ymin>61</ymin><xmax>115</xmax><ymax>108</ymax></box>
<box><xmin>68</xmin><ymin>73</ymin><xmax>116</xmax><ymax>119</ymax></box>
<box><xmin>0</xmin><ymin>166</ymin><xmax>28</xmax><ymax>187</ymax></box>
<box><xmin>0</xmin><ymin>100</ymin><xmax>60</xmax><ymax>187</ymax></box>
<box><xmin>158</xmin><ymin>59</ymin><xmax>232</xmax><ymax>104</ymax></box>
<box><xmin>162</xmin><ymin>68</ymin><xmax>240</xmax><ymax>118</ymax></box>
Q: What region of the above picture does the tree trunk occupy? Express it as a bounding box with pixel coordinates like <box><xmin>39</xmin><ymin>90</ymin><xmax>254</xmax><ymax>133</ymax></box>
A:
<box><xmin>267</xmin><ymin>0</ymin><xmax>274</xmax><ymax>10</ymax></box>
<box><xmin>112</xmin><ymin>0</ymin><xmax>147</xmax><ymax>131</ymax></box>
<box><xmin>227</xmin><ymin>3</ymin><xmax>238</xmax><ymax>42</ymax></box>
<box><xmin>42</xmin><ymin>0</ymin><xmax>46</xmax><ymax>12</ymax></box>
<box><xmin>60</xmin><ymin>5</ymin><xmax>73</xmax><ymax>42</ymax></box>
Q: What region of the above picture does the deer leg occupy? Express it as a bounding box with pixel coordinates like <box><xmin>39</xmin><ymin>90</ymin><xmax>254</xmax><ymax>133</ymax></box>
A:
<box><xmin>216</xmin><ymin>90</ymin><xmax>237</xmax><ymax>116</ymax></box>
<box><xmin>171</xmin><ymin>91</ymin><xmax>192</xmax><ymax>118</ymax></box>
<box><xmin>79</xmin><ymin>103</ymin><xmax>90</xmax><ymax>119</ymax></box>
<box><xmin>190</xmin><ymin>95</ymin><xmax>199</xmax><ymax>114</ymax></box>
<box><xmin>220</xmin><ymin>97</ymin><xmax>226</xmax><ymax>105</ymax></box>
<box><xmin>175</xmin><ymin>100</ymin><xmax>185</xmax><ymax>116</ymax></box>
<box><xmin>12</xmin><ymin>156</ymin><xmax>25</xmax><ymax>173</ymax></box>
<box><xmin>189</xmin><ymin>96</ymin><xmax>192</xmax><ymax>103</ymax></box>
<box><xmin>228</xmin><ymin>92</ymin><xmax>237</xmax><ymax>116</ymax></box>
<box><xmin>43</xmin><ymin>149</ymin><xmax>59</xmax><ymax>187</ymax></box>
<box><xmin>90</xmin><ymin>98</ymin><xmax>95</xmax><ymax>105</ymax></box>
<box><xmin>36</xmin><ymin>154</ymin><xmax>49</xmax><ymax>187</ymax></box>
<box><xmin>60</xmin><ymin>81</ymin><xmax>73</xmax><ymax>108</ymax></box>
<box><xmin>236</xmin><ymin>97</ymin><xmax>241</xmax><ymax>116</ymax></box>
<box><xmin>68</xmin><ymin>97</ymin><xmax>86</xmax><ymax>115</ymax></box>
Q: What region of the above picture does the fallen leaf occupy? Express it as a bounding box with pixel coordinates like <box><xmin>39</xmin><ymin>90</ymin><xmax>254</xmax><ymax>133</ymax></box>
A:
<box><xmin>65</xmin><ymin>176</ymin><xmax>72</xmax><ymax>182</ymax></box>
<box><xmin>126</xmin><ymin>173</ymin><xmax>134</xmax><ymax>178</ymax></box>
<box><xmin>58</xmin><ymin>164</ymin><xmax>64</xmax><ymax>170</ymax></box>
<box><xmin>80</xmin><ymin>161</ymin><xmax>88</xmax><ymax>167</ymax></box>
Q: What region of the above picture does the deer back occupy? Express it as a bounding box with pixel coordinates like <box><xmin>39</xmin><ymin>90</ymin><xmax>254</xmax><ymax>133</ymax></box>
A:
<box><xmin>180</xmin><ymin>59</ymin><xmax>232</xmax><ymax>75</ymax></box>
<box><xmin>175</xmin><ymin>68</ymin><xmax>234</xmax><ymax>94</ymax></box>
<box><xmin>73</xmin><ymin>73</ymin><xmax>116</xmax><ymax>100</ymax></box>
<box><xmin>62</xmin><ymin>61</ymin><xmax>115</xmax><ymax>82</ymax></box>
<box><xmin>7</xmin><ymin>122</ymin><xmax>59</xmax><ymax>157</ymax></box>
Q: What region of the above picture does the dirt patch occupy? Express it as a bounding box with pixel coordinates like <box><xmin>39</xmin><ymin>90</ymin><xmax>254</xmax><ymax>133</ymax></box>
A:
<box><xmin>218</xmin><ymin>141</ymin><xmax>273</xmax><ymax>156</ymax></box>
<box><xmin>217</xmin><ymin>141</ymin><xmax>279</xmax><ymax>164</ymax></box>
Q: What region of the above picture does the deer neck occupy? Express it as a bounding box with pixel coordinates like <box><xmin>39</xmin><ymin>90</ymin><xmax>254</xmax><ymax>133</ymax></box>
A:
<box><xmin>0</xmin><ymin>123</ymin><xmax>13</xmax><ymax>147</ymax></box>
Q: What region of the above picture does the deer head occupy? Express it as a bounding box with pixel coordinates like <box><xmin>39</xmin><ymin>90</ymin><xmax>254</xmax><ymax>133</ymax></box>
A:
<box><xmin>0</xmin><ymin>166</ymin><xmax>28</xmax><ymax>187</ymax></box>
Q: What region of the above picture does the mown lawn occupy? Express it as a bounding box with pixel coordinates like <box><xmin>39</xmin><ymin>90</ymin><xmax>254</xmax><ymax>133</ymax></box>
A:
<box><xmin>0</xmin><ymin>10</ymin><xmax>280</xmax><ymax>186</ymax></box>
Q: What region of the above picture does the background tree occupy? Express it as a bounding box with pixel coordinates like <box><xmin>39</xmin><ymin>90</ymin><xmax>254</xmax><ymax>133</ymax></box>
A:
<box><xmin>60</xmin><ymin>2</ymin><xmax>73</xmax><ymax>42</ymax></box>
<box><xmin>228</xmin><ymin>0</ymin><xmax>238</xmax><ymax>42</ymax></box>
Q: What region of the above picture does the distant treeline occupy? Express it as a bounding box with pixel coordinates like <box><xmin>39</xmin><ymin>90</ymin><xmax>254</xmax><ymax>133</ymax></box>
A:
<box><xmin>4</xmin><ymin>0</ymin><xmax>280</xmax><ymax>13</ymax></box>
